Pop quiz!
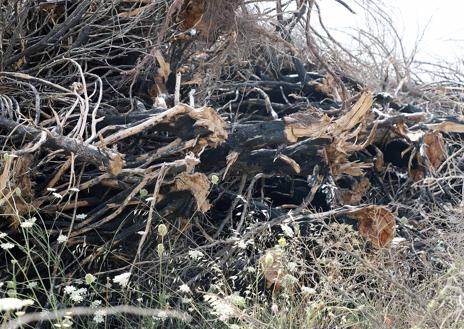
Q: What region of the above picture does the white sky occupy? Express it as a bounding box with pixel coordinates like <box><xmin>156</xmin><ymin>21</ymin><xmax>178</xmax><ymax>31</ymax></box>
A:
<box><xmin>317</xmin><ymin>0</ymin><xmax>464</xmax><ymax>63</ymax></box>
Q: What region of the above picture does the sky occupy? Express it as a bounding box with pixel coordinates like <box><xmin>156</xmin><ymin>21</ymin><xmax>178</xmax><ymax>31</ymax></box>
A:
<box><xmin>317</xmin><ymin>0</ymin><xmax>464</xmax><ymax>63</ymax></box>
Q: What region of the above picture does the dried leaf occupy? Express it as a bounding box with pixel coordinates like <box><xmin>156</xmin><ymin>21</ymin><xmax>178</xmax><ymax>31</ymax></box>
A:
<box><xmin>348</xmin><ymin>205</ymin><xmax>396</xmax><ymax>248</ymax></box>
<box><xmin>422</xmin><ymin>131</ymin><xmax>446</xmax><ymax>171</ymax></box>
<box><xmin>177</xmin><ymin>0</ymin><xmax>206</xmax><ymax>32</ymax></box>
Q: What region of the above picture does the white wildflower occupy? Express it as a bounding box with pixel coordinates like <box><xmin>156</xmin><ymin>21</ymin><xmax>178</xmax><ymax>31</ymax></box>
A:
<box><xmin>20</xmin><ymin>217</ymin><xmax>37</xmax><ymax>229</ymax></box>
<box><xmin>27</xmin><ymin>281</ymin><xmax>38</xmax><ymax>289</ymax></box>
<box><xmin>225</xmin><ymin>294</ymin><xmax>246</xmax><ymax>308</ymax></box>
<box><xmin>53</xmin><ymin>318</ymin><xmax>73</xmax><ymax>328</ymax></box>
<box><xmin>204</xmin><ymin>294</ymin><xmax>236</xmax><ymax>322</ymax></box>
<box><xmin>188</xmin><ymin>250</ymin><xmax>204</xmax><ymax>260</ymax></box>
<box><xmin>52</xmin><ymin>192</ymin><xmax>63</xmax><ymax>199</ymax></box>
<box><xmin>46</xmin><ymin>187</ymin><xmax>57</xmax><ymax>192</ymax></box>
<box><xmin>301</xmin><ymin>286</ymin><xmax>317</xmax><ymax>295</ymax></box>
<box><xmin>179</xmin><ymin>284</ymin><xmax>191</xmax><ymax>294</ymax></box>
<box><xmin>90</xmin><ymin>300</ymin><xmax>102</xmax><ymax>308</ymax></box>
<box><xmin>64</xmin><ymin>287</ymin><xmax>87</xmax><ymax>303</ymax></box>
<box><xmin>281</xmin><ymin>274</ymin><xmax>298</xmax><ymax>288</ymax></box>
<box><xmin>1</xmin><ymin>242</ymin><xmax>14</xmax><ymax>250</ymax></box>
<box><xmin>93</xmin><ymin>309</ymin><xmax>107</xmax><ymax>324</ymax></box>
<box><xmin>287</xmin><ymin>262</ymin><xmax>298</xmax><ymax>272</ymax></box>
<box><xmin>271</xmin><ymin>303</ymin><xmax>279</xmax><ymax>314</ymax></box>
<box><xmin>0</xmin><ymin>298</ymin><xmax>34</xmax><ymax>311</ymax></box>
<box><xmin>57</xmin><ymin>234</ymin><xmax>68</xmax><ymax>244</ymax></box>
<box><xmin>0</xmin><ymin>232</ymin><xmax>8</xmax><ymax>239</ymax></box>
<box><xmin>63</xmin><ymin>285</ymin><xmax>76</xmax><ymax>295</ymax></box>
<box><xmin>181</xmin><ymin>297</ymin><xmax>192</xmax><ymax>304</ymax></box>
<box><xmin>113</xmin><ymin>272</ymin><xmax>131</xmax><ymax>287</ymax></box>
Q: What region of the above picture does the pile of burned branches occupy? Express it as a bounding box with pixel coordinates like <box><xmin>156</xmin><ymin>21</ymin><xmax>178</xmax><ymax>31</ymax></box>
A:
<box><xmin>1</xmin><ymin>0</ymin><xmax>464</xmax><ymax>327</ymax></box>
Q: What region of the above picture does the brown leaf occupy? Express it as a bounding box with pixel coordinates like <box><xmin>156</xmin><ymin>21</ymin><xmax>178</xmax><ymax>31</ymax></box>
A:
<box><xmin>348</xmin><ymin>205</ymin><xmax>396</xmax><ymax>248</ymax></box>
<box><xmin>177</xmin><ymin>0</ymin><xmax>206</xmax><ymax>32</ymax></box>
<box><xmin>422</xmin><ymin>131</ymin><xmax>446</xmax><ymax>171</ymax></box>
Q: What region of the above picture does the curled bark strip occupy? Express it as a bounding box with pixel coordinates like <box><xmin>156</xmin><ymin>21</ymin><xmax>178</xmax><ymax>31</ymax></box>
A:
<box><xmin>173</xmin><ymin>172</ymin><xmax>211</xmax><ymax>213</ymax></box>
<box><xmin>284</xmin><ymin>111</ymin><xmax>332</xmax><ymax>142</ymax></box>
<box><xmin>334</xmin><ymin>92</ymin><xmax>373</xmax><ymax>132</ymax></box>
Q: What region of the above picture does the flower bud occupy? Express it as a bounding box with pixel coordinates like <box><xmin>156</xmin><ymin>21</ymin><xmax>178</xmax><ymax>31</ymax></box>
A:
<box><xmin>158</xmin><ymin>224</ymin><xmax>168</xmax><ymax>237</ymax></box>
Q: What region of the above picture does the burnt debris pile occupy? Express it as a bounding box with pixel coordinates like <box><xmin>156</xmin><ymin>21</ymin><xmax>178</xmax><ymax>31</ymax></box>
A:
<box><xmin>1</xmin><ymin>0</ymin><xmax>464</xmax><ymax>326</ymax></box>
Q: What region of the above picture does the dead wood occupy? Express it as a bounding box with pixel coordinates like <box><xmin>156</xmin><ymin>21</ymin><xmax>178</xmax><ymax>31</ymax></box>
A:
<box><xmin>0</xmin><ymin>1</ymin><xmax>462</xmax><ymax>325</ymax></box>
<box><xmin>0</xmin><ymin>117</ymin><xmax>124</xmax><ymax>175</ymax></box>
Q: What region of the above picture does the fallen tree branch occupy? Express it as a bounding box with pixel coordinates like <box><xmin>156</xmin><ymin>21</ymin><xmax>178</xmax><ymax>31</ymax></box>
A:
<box><xmin>0</xmin><ymin>117</ymin><xmax>124</xmax><ymax>175</ymax></box>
